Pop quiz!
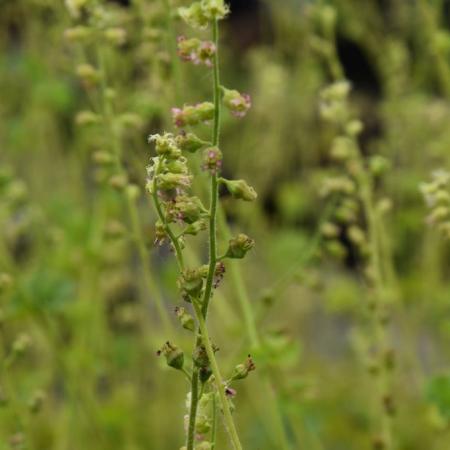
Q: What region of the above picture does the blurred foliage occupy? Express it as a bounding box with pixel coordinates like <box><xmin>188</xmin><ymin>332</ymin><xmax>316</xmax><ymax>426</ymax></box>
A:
<box><xmin>1</xmin><ymin>0</ymin><xmax>450</xmax><ymax>449</ymax></box>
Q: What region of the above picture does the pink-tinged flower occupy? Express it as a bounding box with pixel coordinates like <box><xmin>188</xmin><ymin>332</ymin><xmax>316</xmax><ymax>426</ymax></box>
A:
<box><xmin>177</xmin><ymin>36</ymin><xmax>198</xmax><ymax>63</ymax></box>
<box><xmin>171</xmin><ymin>107</ymin><xmax>185</xmax><ymax>127</ymax></box>
<box><xmin>230</xmin><ymin>93</ymin><xmax>251</xmax><ymax>117</ymax></box>
<box><xmin>222</xmin><ymin>88</ymin><xmax>251</xmax><ymax>118</ymax></box>
<box><xmin>171</xmin><ymin>102</ymin><xmax>215</xmax><ymax>128</ymax></box>
<box><xmin>177</xmin><ymin>36</ymin><xmax>216</xmax><ymax>67</ymax></box>
<box><xmin>202</xmin><ymin>147</ymin><xmax>223</xmax><ymax>175</ymax></box>
<box><xmin>225</xmin><ymin>387</ymin><xmax>237</xmax><ymax>398</ymax></box>
<box><xmin>198</xmin><ymin>41</ymin><xmax>216</xmax><ymax>67</ymax></box>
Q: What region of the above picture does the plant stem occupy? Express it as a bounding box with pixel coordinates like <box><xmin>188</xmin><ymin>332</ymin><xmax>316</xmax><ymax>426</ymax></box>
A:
<box><xmin>355</xmin><ymin>160</ymin><xmax>393</xmax><ymax>449</ymax></box>
<box><xmin>186</xmin><ymin>368</ymin><xmax>200</xmax><ymax>450</ymax></box>
<box><xmin>186</xmin><ymin>19</ymin><xmax>244</xmax><ymax>449</ymax></box>
<box><xmin>323</xmin><ymin>23</ymin><xmax>395</xmax><ymax>448</ymax></box>
<box><xmin>193</xmin><ymin>301</ymin><xmax>243</xmax><ymax>450</ymax></box>
<box><xmin>211</xmin><ymin>393</ymin><xmax>218</xmax><ymax>449</ymax></box>
<box><xmin>151</xmin><ymin>172</ymin><xmax>185</xmax><ymax>271</ymax></box>
<box><xmin>186</xmin><ymin>18</ymin><xmax>222</xmax><ymax>449</ymax></box>
<box><xmin>201</xmin><ymin>19</ymin><xmax>221</xmax><ymax>318</ymax></box>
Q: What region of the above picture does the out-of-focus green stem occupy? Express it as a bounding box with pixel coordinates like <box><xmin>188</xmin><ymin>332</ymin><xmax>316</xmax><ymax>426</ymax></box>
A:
<box><xmin>96</xmin><ymin>47</ymin><xmax>173</xmax><ymax>334</ymax></box>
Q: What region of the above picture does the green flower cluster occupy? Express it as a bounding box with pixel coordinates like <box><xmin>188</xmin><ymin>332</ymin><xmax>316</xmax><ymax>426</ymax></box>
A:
<box><xmin>421</xmin><ymin>170</ymin><xmax>450</xmax><ymax>239</ymax></box>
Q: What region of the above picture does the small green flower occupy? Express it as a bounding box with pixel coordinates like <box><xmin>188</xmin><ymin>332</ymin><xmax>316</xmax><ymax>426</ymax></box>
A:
<box><xmin>220</xmin><ymin>178</ymin><xmax>257</xmax><ymax>201</ymax></box>
<box><xmin>157</xmin><ymin>342</ymin><xmax>184</xmax><ymax>370</ymax></box>
<box><xmin>225</xmin><ymin>234</ymin><xmax>255</xmax><ymax>259</ymax></box>
<box><xmin>175</xmin><ymin>306</ymin><xmax>196</xmax><ymax>332</ymax></box>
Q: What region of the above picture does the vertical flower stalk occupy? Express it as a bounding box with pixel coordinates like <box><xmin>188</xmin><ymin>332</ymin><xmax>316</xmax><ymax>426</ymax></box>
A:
<box><xmin>148</xmin><ymin>2</ymin><xmax>256</xmax><ymax>449</ymax></box>
<box><xmin>313</xmin><ymin>5</ymin><xmax>396</xmax><ymax>450</ymax></box>
<box><xmin>64</xmin><ymin>1</ymin><xmax>173</xmax><ymax>333</ymax></box>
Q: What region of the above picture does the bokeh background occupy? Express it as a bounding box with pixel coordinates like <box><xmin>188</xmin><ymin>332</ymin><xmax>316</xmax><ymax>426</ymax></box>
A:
<box><xmin>1</xmin><ymin>0</ymin><xmax>450</xmax><ymax>449</ymax></box>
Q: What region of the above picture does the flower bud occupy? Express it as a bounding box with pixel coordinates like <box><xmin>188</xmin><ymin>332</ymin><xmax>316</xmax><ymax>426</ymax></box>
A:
<box><xmin>225</xmin><ymin>234</ymin><xmax>255</xmax><ymax>259</ymax></box>
<box><xmin>148</xmin><ymin>133</ymin><xmax>181</xmax><ymax>159</ymax></box>
<box><xmin>320</xmin><ymin>222</ymin><xmax>340</xmax><ymax>239</ymax></box>
<box><xmin>104</xmin><ymin>28</ymin><xmax>127</xmax><ymax>46</ymax></box>
<box><xmin>177</xmin><ymin>36</ymin><xmax>201</xmax><ymax>61</ymax></box>
<box><xmin>202</xmin><ymin>147</ymin><xmax>223</xmax><ymax>175</ymax></box>
<box><xmin>119</xmin><ymin>113</ymin><xmax>143</xmax><ymax>129</ymax></box>
<box><xmin>317</xmin><ymin>5</ymin><xmax>337</xmax><ymax>35</ymax></box>
<box><xmin>65</xmin><ymin>0</ymin><xmax>89</xmax><ymax>19</ymax></box>
<box><xmin>220</xmin><ymin>178</ymin><xmax>257</xmax><ymax>201</ymax></box>
<box><xmin>183</xmin><ymin>219</ymin><xmax>207</xmax><ymax>236</ymax></box>
<box><xmin>75</xmin><ymin>110</ymin><xmax>101</xmax><ymax>126</ymax></box>
<box><xmin>92</xmin><ymin>151</ymin><xmax>114</xmax><ymax>166</ymax></box>
<box><xmin>222</xmin><ymin>88</ymin><xmax>251</xmax><ymax>118</ymax></box>
<box><xmin>369</xmin><ymin>155</ymin><xmax>391</xmax><ymax>177</ymax></box>
<box><xmin>319</xmin><ymin>81</ymin><xmax>351</xmax><ymax>124</ymax></box>
<box><xmin>177</xmin><ymin>36</ymin><xmax>216</xmax><ymax>67</ymax></box>
<box><xmin>197</xmin><ymin>41</ymin><xmax>216</xmax><ymax>67</ymax></box>
<box><xmin>179</xmin><ymin>268</ymin><xmax>204</xmax><ymax>299</ymax></box>
<box><xmin>12</xmin><ymin>334</ymin><xmax>31</xmax><ymax>357</ymax></box>
<box><xmin>320</xmin><ymin>176</ymin><xmax>355</xmax><ymax>197</ymax></box>
<box><xmin>171</xmin><ymin>102</ymin><xmax>215</xmax><ymax>127</ymax></box>
<box><xmin>193</xmin><ymin>345</ymin><xmax>209</xmax><ymax>368</ymax></box>
<box><xmin>347</xmin><ymin>225</ymin><xmax>366</xmax><ymax>247</ymax></box>
<box><xmin>154</xmin><ymin>220</ymin><xmax>168</xmax><ymax>246</ymax></box>
<box><xmin>157</xmin><ymin>341</ymin><xmax>184</xmax><ymax>370</ymax></box>
<box><xmin>170</xmin><ymin>195</ymin><xmax>207</xmax><ymax>224</ymax></box>
<box><xmin>429</xmin><ymin>206</ymin><xmax>449</xmax><ymax>223</ymax></box>
<box><xmin>175</xmin><ymin>306</ymin><xmax>195</xmax><ymax>332</ymax></box>
<box><xmin>143</xmin><ymin>27</ymin><xmax>161</xmax><ymax>42</ymax></box>
<box><xmin>321</xmin><ymin>80</ymin><xmax>351</xmax><ymax>102</ymax></box>
<box><xmin>199</xmin><ymin>366</ymin><xmax>212</xmax><ymax>383</ymax></box>
<box><xmin>196</xmin><ymin>102</ymin><xmax>216</xmax><ymax>122</ymax></box>
<box><xmin>200</xmin><ymin>0</ymin><xmax>229</xmax><ymax>20</ymax></box>
<box><xmin>126</xmin><ymin>184</ymin><xmax>140</xmax><ymax>201</ymax></box>
<box><xmin>64</xmin><ymin>26</ymin><xmax>92</xmax><ymax>43</ymax></box>
<box><xmin>165</xmin><ymin>158</ymin><xmax>189</xmax><ymax>174</ymax></box>
<box><xmin>175</xmin><ymin>132</ymin><xmax>209</xmax><ymax>153</ymax></box>
<box><xmin>324</xmin><ymin>240</ymin><xmax>347</xmax><ymax>259</ymax></box>
<box><xmin>346</xmin><ymin>120</ymin><xmax>363</xmax><ymax>136</ymax></box>
<box><xmin>108</xmin><ymin>174</ymin><xmax>128</xmax><ymax>191</ymax></box>
<box><xmin>330</xmin><ymin>136</ymin><xmax>355</xmax><ymax>161</ymax></box>
<box><xmin>179</xmin><ymin>2</ymin><xmax>210</xmax><ymax>29</ymax></box>
<box><xmin>28</xmin><ymin>390</ymin><xmax>46</xmax><ymax>414</ymax></box>
<box><xmin>157</xmin><ymin>173</ymin><xmax>192</xmax><ymax>191</ymax></box>
<box><xmin>76</xmin><ymin>63</ymin><xmax>100</xmax><ymax>86</ymax></box>
<box><xmin>334</xmin><ymin>204</ymin><xmax>357</xmax><ymax>224</ymax></box>
<box><xmin>231</xmin><ymin>355</ymin><xmax>256</xmax><ymax>381</ymax></box>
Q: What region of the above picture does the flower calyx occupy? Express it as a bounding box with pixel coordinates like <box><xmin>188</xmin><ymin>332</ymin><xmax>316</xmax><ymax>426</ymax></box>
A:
<box><xmin>157</xmin><ymin>341</ymin><xmax>184</xmax><ymax>371</ymax></box>
<box><xmin>224</xmin><ymin>234</ymin><xmax>255</xmax><ymax>259</ymax></box>
<box><xmin>219</xmin><ymin>178</ymin><xmax>257</xmax><ymax>201</ymax></box>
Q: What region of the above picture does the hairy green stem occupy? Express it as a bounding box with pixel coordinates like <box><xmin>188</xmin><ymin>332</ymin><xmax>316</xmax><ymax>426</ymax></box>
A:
<box><xmin>201</xmin><ymin>19</ymin><xmax>221</xmax><ymax>318</ymax></box>
<box><xmin>186</xmin><ymin>367</ymin><xmax>200</xmax><ymax>450</ymax></box>
<box><xmin>193</xmin><ymin>301</ymin><xmax>243</xmax><ymax>450</ymax></box>
<box><xmin>211</xmin><ymin>393</ymin><xmax>218</xmax><ymax>448</ymax></box>
<box><xmin>186</xmin><ymin>18</ymin><xmax>243</xmax><ymax>449</ymax></box>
